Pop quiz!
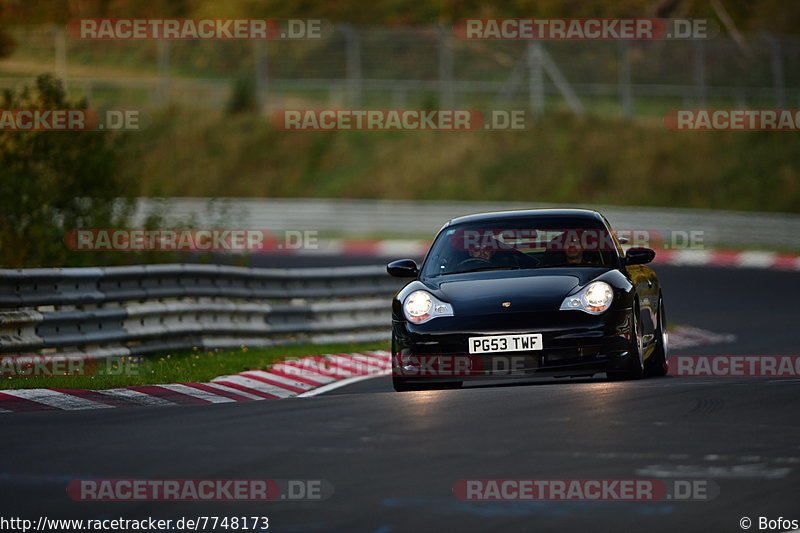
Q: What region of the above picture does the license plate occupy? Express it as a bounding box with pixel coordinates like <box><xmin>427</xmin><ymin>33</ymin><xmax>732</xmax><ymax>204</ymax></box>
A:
<box><xmin>468</xmin><ymin>334</ymin><xmax>543</xmax><ymax>354</ymax></box>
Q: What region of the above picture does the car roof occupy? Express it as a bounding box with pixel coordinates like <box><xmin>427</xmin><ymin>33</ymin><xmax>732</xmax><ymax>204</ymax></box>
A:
<box><xmin>446</xmin><ymin>208</ymin><xmax>606</xmax><ymax>226</ymax></box>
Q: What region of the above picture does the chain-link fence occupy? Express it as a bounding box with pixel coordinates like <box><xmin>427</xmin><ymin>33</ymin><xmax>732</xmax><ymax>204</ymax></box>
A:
<box><xmin>2</xmin><ymin>24</ymin><xmax>799</xmax><ymax>116</ymax></box>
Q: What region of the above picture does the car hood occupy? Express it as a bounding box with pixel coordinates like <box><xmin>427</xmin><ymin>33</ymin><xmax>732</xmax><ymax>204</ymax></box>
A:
<box><xmin>424</xmin><ymin>268</ymin><xmax>607</xmax><ymax>314</ymax></box>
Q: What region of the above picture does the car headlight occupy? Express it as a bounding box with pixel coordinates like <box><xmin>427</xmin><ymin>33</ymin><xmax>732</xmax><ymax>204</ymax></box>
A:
<box><xmin>560</xmin><ymin>281</ymin><xmax>614</xmax><ymax>315</ymax></box>
<box><xmin>403</xmin><ymin>290</ymin><xmax>454</xmax><ymax>323</ymax></box>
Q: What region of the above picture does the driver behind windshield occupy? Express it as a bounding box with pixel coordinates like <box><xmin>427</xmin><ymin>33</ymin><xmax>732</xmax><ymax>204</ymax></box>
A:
<box><xmin>544</xmin><ymin>232</ymin><xmax>602</xmax><ymax>266</ymax></box>
<box><xmin>467</xmin><ymin>242</ymin><xmax>496</xmax><ymax>262</ymax></box>
<box><xmin>456</xmin><ymin>232</ymin><xmax>529</xmax><ymax>272</ymax></box>
<box><xmin>423</xmin><ymin>222</ymin><xmax>610</xmax><ymax>278</ymax></box>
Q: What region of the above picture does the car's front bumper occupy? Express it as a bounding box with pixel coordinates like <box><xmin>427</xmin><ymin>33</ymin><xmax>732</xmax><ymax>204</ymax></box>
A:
<box><xmin>392</xmin><ymin>307</ymin><xmax>635</xmax><ymax>382</ymax></box>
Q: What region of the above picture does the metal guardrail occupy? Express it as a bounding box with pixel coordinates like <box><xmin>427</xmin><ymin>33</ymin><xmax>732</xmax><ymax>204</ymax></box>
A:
<box><xmin>6</xmin><ymin>200</ymin><xmax>797</xmax><ymax>359</ymax></box>
<box><xmin>0</xmin><ymin>264</ymin><xmax>402</xmax><ymax>359</ymax></box>
<box><xmin>134</xmin><ymin>198</ymin><xmax>800</xmax><ymax>251</ymax></box>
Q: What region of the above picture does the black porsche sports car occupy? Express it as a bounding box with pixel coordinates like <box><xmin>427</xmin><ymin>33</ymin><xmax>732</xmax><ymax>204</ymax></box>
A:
<box><xmin>387</xmin><ymin>208</ymin><xmax>668</xmax><ymax>392</ymax></box>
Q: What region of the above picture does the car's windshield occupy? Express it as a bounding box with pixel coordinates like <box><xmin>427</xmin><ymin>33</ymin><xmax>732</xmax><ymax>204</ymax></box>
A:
<box><xmin>420</xmin><ymin>216</ymin><xmax>619</xmax><ymax>278</ymax></box>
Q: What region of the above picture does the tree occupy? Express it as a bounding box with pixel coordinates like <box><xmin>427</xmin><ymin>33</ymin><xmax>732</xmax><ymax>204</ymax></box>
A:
<box><xmin>0</xmin><ymin>74</ymin><xmax>134</xmax><ymax>267</ymax></box>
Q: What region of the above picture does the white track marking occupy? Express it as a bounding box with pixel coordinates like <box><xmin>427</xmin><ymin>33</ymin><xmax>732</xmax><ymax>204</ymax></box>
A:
<box><xmin>97</xmin><ymin>389</ymin><xmax>178</xmax><ymax>407</ymax></box>
<box><xmin>297</xmin><ymin>370</ymin><xmax>390</xmax><ymax>397</ymax></box>
<box><xmin>217</xmin><ymin>375</ymin><xmax>297</xmax><ymax>398</ymax></box>
<box><xmin>98</xmin><ymin>388</ymin><xmax>177</xmax><ymax>406</ymax></box>
<box><xmin>277</xmin><ymin>357</ymin><xmax>359</xmax><ymax>379</ymax></box>
<box><xmin>234</xmin><ymin>370</ymin><xmax>315</xmax><ymax>390</ymax></box>
<box><xmin>270</xmin><ymin>362</ymin><xmax>338</xmax><ymax>384</ymax></box>
<box><xmin>326</xmin><ymin>354</ymin><xmax>386</xmax><ymax>374</ymax></box>
<box><xmin>308</xmin><ymin>357</ymin><xmax>360</xmax><ymax>377</ymax></box>
<box><xmin>200</xmin><ymin>381</ymin><xmax>266</xmax><ymax>400</ymax></box>
<box><xmin>670</xmin><ymin>250</ymin><xmax>713</xmax><ymax>266</ymax></box>
<box><xmin>737</xmin><ymin>251</ymin><xmax>777</xmax><ymax>269</ymax></box>
<box><xmin>667</xmin><ymin>325</ymin><xmax>736</xmax><ymax>349</ymax></box>
<box><xmin>159</xmin><ymin>383</ymin><xmax>236</xmax><ymax>403</ymax></box>
<box><xmin>346</xmin><ymin>351</ymin><xmax>391</xmax><ymax>365</ymax></box>
<box><xmin>636</xmin><ymin>463</ymin><xmax>792</xmax><ymax>479</ymax></box>
<box><xmin>0</xmin><ymin>389</ymin><xmax>113</xmax><ymax>410</ymax></box>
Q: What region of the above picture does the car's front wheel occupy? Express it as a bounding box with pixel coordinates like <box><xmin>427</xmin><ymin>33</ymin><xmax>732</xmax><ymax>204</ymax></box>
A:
<box><xmin>608</xmin><ymin>305</ymin><xmax>645</xmax><ymax>381</ymax></box>
<box><xmin>644</xmin><ymin>295</ymin><xmax>669</xmax><ymax>377</ymax></box>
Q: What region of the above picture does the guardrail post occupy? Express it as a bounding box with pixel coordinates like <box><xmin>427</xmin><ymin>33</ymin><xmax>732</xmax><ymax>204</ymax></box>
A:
<box><xmin>253</xmin><ymin>39</ymin><xmax>269</xmax><ymax>112</ymax></box>
<box><xmin>692</xmin><ymin>39</ymin><xmax>706</xmax><ymax>107</ymax></box>
<box><xmin>341</xmin><ymin>25</ymin><xmax>362</xmax><ymax>108</ymax></box>
<box><xmin>527</xmin><ymin>42</ymin><xmax>545</xmax><ymax>116</ymax></box>
<box><xmin>438</xmin><ymin>25</ymin><xmax>455</xmax><ymax>109</ymax></box>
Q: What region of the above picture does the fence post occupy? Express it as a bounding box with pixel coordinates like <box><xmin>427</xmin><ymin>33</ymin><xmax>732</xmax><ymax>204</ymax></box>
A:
<box><xmin>157</xmin><ymin>39</ymin><xmax>170</xmax><ymax>105</ymax></box>
<box><xmin>527</xmin><ymin>41</ymin><xmax>544</xmax><ymax>115</ymax></box>
<box><xmin>438</xmin><ymin>25</ymin><xmax>455</xmax><ymax>109</ymax></box>
<box><xmin>692</xmin><ymin>39</ymin><xmax>706</xmax><ymax>106</ymax></box>
<box><xmin>763</xmin><ymin>33</ymin><xmax>785</xmax><ymax>108</ymax></box>
<box><xmin>53</xmin><ymin>26</ymin><xmax>67</xmax><ymax>88</ymax></box>
<box><xmin>253</xmin><ymin>39</ymin><xmax>269</xmax><ymax>111</ymax></box>
<box><xmin>341</xmin><ymin>25</ymin><xmax>362</xmax><ymax>107</ymax></box>
<box><xmin>539</xmin><ymin>44</ymin><xmax>583</xmax><ymax>115</ymax></box>
<box><xmin>618</xmin><ymin>41</ymin><xmax>633</xmax><ymax>117</ymax></box>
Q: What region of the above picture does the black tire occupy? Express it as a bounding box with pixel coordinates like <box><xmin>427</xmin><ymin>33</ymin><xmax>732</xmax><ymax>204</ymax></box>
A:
<box><xmin>392</xmin><ymin>377</ymin><xmax>462</xmax><ymax>392</ymax></box>
<box><xmin>644</xmin><ymin>296</ymin><xmax>669</xmax><ymax>377</ymax></box>
<box><xmin>607</xmin><ymin>304</ymin><xmax>644</xmax><ymax>381</ymax></box>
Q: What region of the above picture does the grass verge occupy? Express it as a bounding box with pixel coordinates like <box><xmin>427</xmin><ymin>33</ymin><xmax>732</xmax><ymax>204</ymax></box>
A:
<box><xmin>121</xmin><ymin>110</ymin><xmax>800</xmax><ymax>213</ymax></box>
<box><xmin>0</xmin><ymin>341</ymin><xmax>389</xmax><ymax>391</ymax></box>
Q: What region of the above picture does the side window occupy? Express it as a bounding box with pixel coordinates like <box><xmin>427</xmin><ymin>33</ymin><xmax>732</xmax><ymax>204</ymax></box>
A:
<box><xmin>601</xmin><ymin>216</ymin><xmax>625</xmax><ymax>259</ymax></box>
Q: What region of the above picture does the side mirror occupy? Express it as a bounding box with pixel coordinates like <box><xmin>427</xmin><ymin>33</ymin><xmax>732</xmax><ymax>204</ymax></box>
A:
<box><xmin>625</xmin><ymin>247</ymin><xmax>656</xmax><ymax>265</ymax></box>
<box><xmin>387</xmin><ymin>259</ymin><xmax>419</xmax><ymax>278</ymax></box>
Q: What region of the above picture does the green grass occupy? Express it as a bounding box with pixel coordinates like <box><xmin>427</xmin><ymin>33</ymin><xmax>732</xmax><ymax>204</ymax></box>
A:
<box><xmin>0</xmin><ymin>341</ymin><xmax>388</xmax><ymax>391</ymax></box>
<box><xmin>117</xmin><ymin>108</ymin><xmax>800</xmax><ymax>214</ymax></box>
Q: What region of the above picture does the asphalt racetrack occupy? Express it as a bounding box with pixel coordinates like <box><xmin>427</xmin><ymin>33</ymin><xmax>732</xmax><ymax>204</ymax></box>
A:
<box><xmin>1</xmin><ymin>263</ymin><xmax>799</xmax><ymax>532</ymax></box>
